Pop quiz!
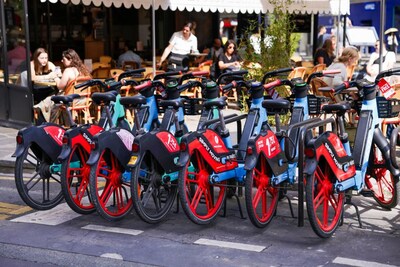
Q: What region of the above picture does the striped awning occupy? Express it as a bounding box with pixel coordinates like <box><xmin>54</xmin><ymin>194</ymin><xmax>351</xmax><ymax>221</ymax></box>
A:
<box><xmin>56</xmin><ymin>0</ymin><xmax>350</xmax><ymax>15</ymax></box>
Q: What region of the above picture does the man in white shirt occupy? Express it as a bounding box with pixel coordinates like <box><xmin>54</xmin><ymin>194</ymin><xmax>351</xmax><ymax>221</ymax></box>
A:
<box><xmin>158</xmin><ymin>22</ymin><xmax>198</xmax><ymax>71</ymax></box>
<box><xmin>366</xmin><ymin>40</ymin><xmax>396</xmax><ymax>82</ymax></box>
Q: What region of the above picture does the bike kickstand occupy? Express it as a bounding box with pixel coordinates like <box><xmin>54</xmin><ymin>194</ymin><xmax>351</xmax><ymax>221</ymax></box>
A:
<box><xmin>221</xmin><ymin>193</ymin><xmax>246</xmax><ymax>219</ymax></box>
<box><xmin>341</xmin><ymin>194</ymin><xmax>362</xmax><ymax>228</ymax></box>
<box><xmin>279</xmin><ymin>194</ymin><xmax>295</xmax><ymax>218</ymax></box>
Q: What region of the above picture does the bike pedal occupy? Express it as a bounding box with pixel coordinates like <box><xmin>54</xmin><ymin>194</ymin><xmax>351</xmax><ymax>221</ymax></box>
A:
<box><xmin>359</xmin><ymin>189</ymin><xmax>374</xmax><ymax>197</ymax></box>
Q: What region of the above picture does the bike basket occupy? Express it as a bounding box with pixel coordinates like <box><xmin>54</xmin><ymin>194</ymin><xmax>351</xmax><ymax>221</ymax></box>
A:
<box><xmin>156</xmin><ymin>95</ymin><xmax>203</xmax><ymax>115</ymax></box>
<box><xmin>287</xmin><ymin>94</ymin><xmax>328</xmax><ymax>115</ymax></box>
<box><xmin>182</xmin><ymin>96</ymin><xmax>203</xmax><ymax>115</ymax></box>
<box><xmin>377</xmin><ymin>96</ymin><xmax>400</xmax><ymax>118</ymax></box>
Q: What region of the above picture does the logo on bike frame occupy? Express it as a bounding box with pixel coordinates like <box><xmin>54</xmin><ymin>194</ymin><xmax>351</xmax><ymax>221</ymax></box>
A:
<box><xmin>116</xmin><ymin>129</ymin><xmax>134</xmax><ymax>151</ymax></box>
<box><xmin>44</xmin><ymin>126</ymin><xmax>64</xmax><ymax>146</ymax></box>
<box><xmin>156</xmin><ymin>132</ymin><xmax>179</xmax><ymax>153</ymax></box>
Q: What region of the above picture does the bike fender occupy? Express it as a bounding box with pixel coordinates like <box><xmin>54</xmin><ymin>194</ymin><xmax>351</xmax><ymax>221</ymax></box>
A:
<box><xmin>188</xmin><ymin>129</ymin><xmax>238</xmax><ymax>173</ymax></box>
<box><xmin>248</xmin><ymin>130</ymin><xmax>288</xmax><ymax>176</ymax></box>
<box><xmin>87</xmin><ymin>128</ymin><xmax>134</xmax><ymax>166</ymax></box>
<box><xmin>130</xmin><ymin>130</ymin><xmax>181</xmax><ymax>173</ymax></box>
<box><xmin>13</xmin><ymin>124</ymin><xmax>64</xmax><ymax>161</ymax></box>
<box><xmin>307</xmin><ymin>132</ymin><xmax>355</xmax><ymax>181</ymax></box>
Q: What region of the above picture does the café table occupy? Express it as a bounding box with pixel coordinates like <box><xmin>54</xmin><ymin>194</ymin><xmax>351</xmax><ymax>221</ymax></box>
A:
<box><xmin>32</xmin><ymin>79</ymin><xmax>57</xmax><ymax>103</ymax></box>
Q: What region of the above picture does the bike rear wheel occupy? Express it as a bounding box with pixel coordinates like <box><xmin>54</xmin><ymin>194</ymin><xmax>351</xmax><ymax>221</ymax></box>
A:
<box><xmin>15</xmin><ymin>143</ymin><xmax>63</xmax><ymax>210</ymax></box>
<box><xmin>306</xmin><ymin>159</ymin><xmax>344</xmax><ymax>238</ymax></box>
<box><xmin>178</xmin><ymin>149</ymin><xmax>226</xmax><ymax>224</ymax></box>
<box><xmin>245</xmin><ymin>156</ymin><xmax>278</xmax><ymax>228</ymax></box>
<box><xmin>131</xmin><ymin>151</ymin><xmax>177</xmax><ymax>223</ymax></box>
<box><xmin>61</xmin><ymin>144</ymin><xmax>95</xmax><ymax>214</ymax></box>
<box><xmin>365</xmin><ymin>144</ymin><xmax>399</xmax><ymax>209</ymax></box>
<box><xmin>89</xmin><ymin>149</ymin><xmax>132</xmax><ymax>221</ymax></box>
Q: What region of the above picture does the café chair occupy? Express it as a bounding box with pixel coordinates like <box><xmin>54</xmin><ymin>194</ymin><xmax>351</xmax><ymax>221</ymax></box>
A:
<box><xmin>92</xmin><ymin>66</ymin><xmax>111</xmax><ymax>79</ymax></box>
<box><xmin>288</xmin><ymin>67</ymin><xmax>306</xmax><ymax>80</ymax></box>
<box><xmin>310</xmin><ymin>63</ymin><xmax>326</xmax><ymax>74</ymax></box>
<box><xmin>66</xmin><ymin>76</ymin><xmax>95</xmax><ymax>124</ymax></box>
<box><xmin>99</xmin><ymin>55</ymin><xmax>112</xmax><ymax>66</ymax></box>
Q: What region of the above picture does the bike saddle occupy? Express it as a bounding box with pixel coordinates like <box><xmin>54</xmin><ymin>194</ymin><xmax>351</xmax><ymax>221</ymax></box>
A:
<box><xmin>91</xmin><ymin>92</ymin><xmax>117</xmax><ymax>105</ymax></box>
<box><xmin>262</xmin><ymin>99</ymin><xmax>291</xmax><ymax>115</ymax></box>
<box><xmin>203</xmin><ymin>96</ymin><xmax>227</xmax><ymax>109</ymax></box>
<box><xmin>119</xmin><ymin>94</ymin><xmax>147</xmax><ymax>108</ymax></box>
<box><xmin>51</xmin><ymin>94</ymin><xmax>80</xmax><ymax>104</ymax></box>
<box><xmin>159</xmin><ymin>99</ymin><xmax>184</xmax><ymax>110</ymax></box>
<box><xmin>322</xmin><ymin>102</ymin><xmax>351</xmax><ymax>116</ymax></box>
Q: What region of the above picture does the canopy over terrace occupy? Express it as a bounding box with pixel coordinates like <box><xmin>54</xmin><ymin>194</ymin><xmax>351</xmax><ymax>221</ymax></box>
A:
<box><xmin>59</xmin><ymin>0</ymin><xmax>349</xmax><ymax>14</ymax></box>
<box><xmin>55</xmin><ymin>0</ymin><xmax>350</xmax><ymax>71</ymax></box>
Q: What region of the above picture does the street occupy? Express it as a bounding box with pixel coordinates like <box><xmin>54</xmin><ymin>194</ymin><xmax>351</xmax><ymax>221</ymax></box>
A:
<box><xmin>0</xmin><ymin>170</ymin><xmax>399</xmax><ymax>267</ymax></box>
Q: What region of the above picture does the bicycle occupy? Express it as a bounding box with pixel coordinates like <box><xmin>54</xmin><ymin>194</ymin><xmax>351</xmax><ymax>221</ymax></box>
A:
<box><xmin>176</xmin><ymin>68</ymin><xmax>295</xmax><ymax>224</ymax></box>
<box><xmin>127</xmin><ymin>70</ymin><xmax>249</xmax><ymax>223</ymax></box>
<box><xmin>86</xmin><ymin>70</ymin><xmax>212</xmax><ymax>221</ymax></box>
<box><xmin>57</xmin><ymin>69</ymin><xmax>145</xmax><ymax>214</ymax></box>
<box><xmin>244</xmin><ymin>70</ymin><xmax>341</xmax><ymax>229</ymax></box>
<box><xmin>305</xmin><ymin>68</ymin><xmax>400</xmax><ymax>237</ymax></box>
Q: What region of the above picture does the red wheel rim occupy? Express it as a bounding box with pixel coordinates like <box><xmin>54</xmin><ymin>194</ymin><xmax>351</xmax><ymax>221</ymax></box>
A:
<box><xmin>95</xmin><ymin>151</ymin><xmax>132</xmax><ymax>217</ymax></box>
<box><xmin>66</xmin><ymin>146</ymin><xmax>94</xmax><ymax>210</ymax></box>
<box><xmin>251</xmin><ymin>157</ymin><xmax>278</xmax><ymax>222</ymax></box>
<box><xmin>184</xmin><ymin>150</ymin><xmax>225</xmax><ymax>220</ymax></box>
<box><xmin>312</xmin><ymin>164</ymin><xmax>344</xmax><ymax>232</ymax></box>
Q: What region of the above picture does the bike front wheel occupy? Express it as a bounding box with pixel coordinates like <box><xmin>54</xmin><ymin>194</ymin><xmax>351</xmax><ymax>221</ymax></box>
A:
<box><xmin>131</xmin><ymin>151</ymin><xmax>177</xmax><ymax>224</ymax></box>
<box><xmin>245</xmin><ymin>156</ymin><xmax>278</xmax><ymax>228</ymax></box>
<box><xmin>306</xmin><ymin>159</ymin><xmax>344</xmax><ymax>238</ymax></box>
<box><xmin>61</xmin><ymin>144</ymin><xmax>95</xmax><ymax>214</ymax></box>
<box><xmin>178</xmin><ymin>149</ymin><xmax>226</xmax><ymax>224</ymax></box>
<box><xmin>89</xmin><ymin>149</ymin><xmax>132</xmax><ymax>221</ymax></box>
<box><xmin>15</xmin><ymin>143</ymin><xmax>63</xmax><ymax>210</ymax></box>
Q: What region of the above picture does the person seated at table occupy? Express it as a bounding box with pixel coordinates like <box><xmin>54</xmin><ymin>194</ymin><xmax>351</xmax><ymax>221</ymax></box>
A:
<box><xmin>54</xmin><ymin>48</ymin><xmax>92</xmax><ymax>94</ymax></box>
<box><xmin>218</xmin><ymin>39</ymin><xmax>242</xmax><ymax>75</ymax></box>
<box><xmin>35</xmin><ymin>49</ymin><xmax>91</xmax><ymax>124</ymax></box>
<box><xmin>158</xmin><ymin>22</ymin><xmax>198</xmax><ymax>71</ymax></box>
<box><xmin>117</xmin><ymin>42</ymin><xmax>142</xmax><ymax>69</ymax></box>
<box><xmin>30</xmin><ymin>48</ymin><xmax>59</xmax><ymax>83</ymax></box>
<box><xmin>313</xmin><ymin>38</ymin><xmax>335</xmax><ymax>67</ymax></box>
<box><xmin>323</xmin><ymin>46</ymin><xmax>360</xmax><ymax>102</ymax></box>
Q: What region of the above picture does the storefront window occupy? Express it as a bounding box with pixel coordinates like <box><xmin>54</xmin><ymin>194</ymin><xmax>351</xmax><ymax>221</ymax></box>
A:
<box><xmin>5</xmin><ymin>0</ymin><xmax>28</xmax><ymax>85</ymax></box>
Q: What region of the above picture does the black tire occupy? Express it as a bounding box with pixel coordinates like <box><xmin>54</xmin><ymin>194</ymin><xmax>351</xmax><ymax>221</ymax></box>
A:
<box><xmin>245</xmin><ymin>156</ymin><xmax>278</xmax><ymax>228</ymax></box>
<box><xmin>305</xmin><ymin>159</ymin><xmax>344</xmax><ymax>238</ymax></box>
<box><xmin>88</xmin><ymin>149</ymin><xmax>132</xmax><ymax>221</ymax></box>
<box><xmin>61</xmin><ymin>144</ymin><xmax>95</xmax><ymax>214</ymax></box>
<box><xmin>131</xmin><ymin>151</ymin><xmax>177</xmax><ymax>223</ymax></box>
<box><xmin>365</xmin><ymin>144</ymin><xmax>399</xmax><ymax>209</ymax></box>
<box><xmin>178</xmin><ymin>149</ymin><xmax>226</xmax><ymax>224</ymax></box>
<box><xmin>15</xmin><ymin>143</ymin><xmax>63</xmax><ymax>210</ymax></box>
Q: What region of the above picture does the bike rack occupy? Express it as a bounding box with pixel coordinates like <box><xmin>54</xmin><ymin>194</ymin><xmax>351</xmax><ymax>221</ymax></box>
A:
<box><xmin>286</xmin><ymin>116</ymin><xmax>337</xmax><ymax>227</ymax></box>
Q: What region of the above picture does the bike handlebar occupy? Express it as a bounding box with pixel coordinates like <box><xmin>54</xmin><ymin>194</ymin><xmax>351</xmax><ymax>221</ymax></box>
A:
<box><xmin>154</xmin><ymin>70</ymin><xmax>182</xmax><ymax>80</ymax></box>
<box><xmin>263</xmin><ymin>79</ymin><xmax>293</xmax><ymax>90</ymax></box>
<box><xmin>261</xmin><ymin>67</ymin><xmax>293</xmax><ymax>84</ymax></box>
<box><xmin>133</xmin><ymin>79</ymin><xmax>165</xmax><ymax>92</ymax></box>
<box><xmin>118</xmin><ymin>68</ymin><xmax>146</xmax><ymax>81</ymax></box>
<box><xmin>375</xmin><ymin>67</ymin><xmax>400</xmax><ymax>83</ymax></box>
<box><xmin>216</xmin><ymin>70</ymin><xmax>248</xmax><ymax>84</ymax></box>
<box><xmin>221</xmin><ymin>80</ymin><xmax>250</xmax><ymax>93</ymax></box>
<box><xmin>305</xmin><ymin>69</ymin><xmax>341</xmax><ymax>84</ymax></box>
<box><xmin>176</xmin><ymin>80</ymin><xmax>204</xmax><ymax>92</ymax></box>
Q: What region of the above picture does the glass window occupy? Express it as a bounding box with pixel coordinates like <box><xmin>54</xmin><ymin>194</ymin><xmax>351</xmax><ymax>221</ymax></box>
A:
<box><xmin>5</xmin><ymin>0</ymin><xmax>28</xmax><ymax>85</ymax></box>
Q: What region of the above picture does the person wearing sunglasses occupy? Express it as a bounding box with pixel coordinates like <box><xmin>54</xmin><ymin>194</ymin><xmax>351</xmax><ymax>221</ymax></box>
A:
<box><xmin>218</xmin><ymin>39</ymin><xmax>242</xmax><ymax>74</ymax></box>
